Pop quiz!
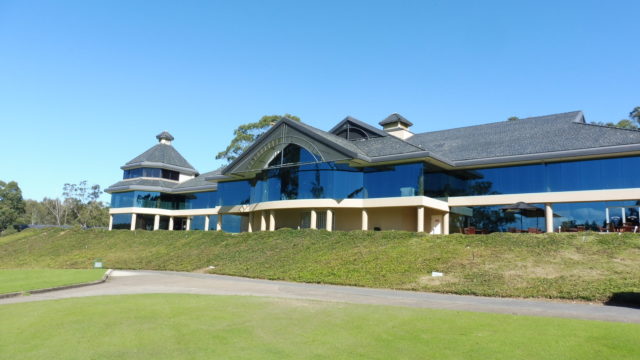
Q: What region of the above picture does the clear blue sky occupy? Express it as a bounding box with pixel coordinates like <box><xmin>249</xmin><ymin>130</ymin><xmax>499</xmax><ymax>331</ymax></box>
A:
<box><xmin>1</xmin><ymin>0</ymin><xmax>638</xmax><ymax>201</ymax></box>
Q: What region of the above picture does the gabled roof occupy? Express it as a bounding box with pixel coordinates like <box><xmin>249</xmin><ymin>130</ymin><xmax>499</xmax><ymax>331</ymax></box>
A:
<box><xmin>220</xmin><ymin>117</ymin><xmax>372</xmax><ymax>177</ymax></box>
<box><xmin>379</xmin><ymin>113</ymin><xmax>413</xmax><ymax>127</ymax></box>
<box><xmin>329</xmin><ymin>116</ymin><xmax>388</xmax><ymax>138</ymax></box>
<box><xmin>123</xmin><ymin>143</ymin><xmax>197</xmax><ymax>174</ymax></box>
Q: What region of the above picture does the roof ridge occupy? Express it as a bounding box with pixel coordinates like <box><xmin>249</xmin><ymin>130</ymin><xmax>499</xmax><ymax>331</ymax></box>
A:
<box><xmin>577</xmin><ymin>121</ymin><xmax>640</xmax><ymax>132</ymax></box>
<box><xmin>413</xmin><ymin>110</ymin><xmax>583</xmax><ymax>136</ymax></box>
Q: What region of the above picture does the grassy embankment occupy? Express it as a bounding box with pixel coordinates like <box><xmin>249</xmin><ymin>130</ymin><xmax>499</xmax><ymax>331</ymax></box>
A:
<box><xmin>1</xmin><ymin>228</ymin><xmax>638</xmax><ymax>302</ymax></box>
<box><xmin>0</xmin><ymin>269</ymin><xmax>106</xmax><ymax>294</ymax></box>
<box><xmin>1</xmin><ymin>294</ymin><xmax>638</xmax><ymax>360</ymax></box>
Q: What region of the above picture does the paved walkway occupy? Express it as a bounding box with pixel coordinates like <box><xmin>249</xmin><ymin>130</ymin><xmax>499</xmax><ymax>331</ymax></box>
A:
<box><xmin>1</xmin><ymin>270</ymin><xmax>638</xmax><ymax>323</ymax></box>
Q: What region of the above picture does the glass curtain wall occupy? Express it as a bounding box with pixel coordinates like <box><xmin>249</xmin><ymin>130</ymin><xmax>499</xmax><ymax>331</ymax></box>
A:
<box><xmin>451</xmin><ymin>200</ymin><xmax>640</xmax><ymax>233</ymax></box>
<box><xmin>425</xmin><ymin>155</ymin><xmax>640</xmax><ymax>197</ymax></box>
<box><xmin>111</xmin><ymin>191</ymin><xmax>218</xmax><ymax>210</ymax></box>
<box><xmin>123</xmin><ymin>168</ymin><xmax>180</xmax><ymax>181</ymax></box>
<box><xmin>218</xmin><ymin>162</ymin><xmax>424</xmax><ymax>206</ymax></box>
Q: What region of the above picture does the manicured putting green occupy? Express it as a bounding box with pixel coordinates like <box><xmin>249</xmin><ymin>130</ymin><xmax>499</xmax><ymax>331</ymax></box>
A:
<box><xmin>0</xmin><ymin>294</ymin><xmax>638</xmax><ymax>359</ymax></box>
<box><xmin>0</xmin><ymin>269</ymin><xmax>106</xmax><ymax>294</ymax></box>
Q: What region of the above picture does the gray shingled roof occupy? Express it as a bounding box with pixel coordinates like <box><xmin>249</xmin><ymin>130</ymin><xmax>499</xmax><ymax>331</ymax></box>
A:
<box><xmin>406</xmin><ymin>111</ymin><xmax>640</xmax><ymax>165</ymax></box>
<box><xmin>124</xmin><ymin>143</ymin><xmax>197</xmax><ymax>173</ymax></box>
<box><xmin>105</xmin><ymin>178</ymin><xmax>178</xmax><ymax>193</ymax></box>
<box><xmin>291</xmin><ymin>119</ymin><xmax>369</xmax><ymax>159</ymax></box>
<box><xmin>173</xmin><ymin>169</ymin><xmax>221</xmax><ymax>192</ymax></box>
<box><xmin>379</xmin><ymin>113</ymin><xmax>413</xmax><ymax>127</ymax></box>
<box><xmin>351</xmin><ymin>136</ymin><xmax>423</xmax><ymax>157</ymax></box>
<box><xmin>106</xmin><ymin>170</ymin><xmax>222</xmax><ymax>194</ymax></box>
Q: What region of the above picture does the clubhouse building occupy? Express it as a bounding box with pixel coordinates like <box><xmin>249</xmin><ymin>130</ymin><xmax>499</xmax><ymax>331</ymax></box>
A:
<box><xmin>106</xmin><ymin>111</ymin><xmax>640</xmax><ymax>234</ymax></box>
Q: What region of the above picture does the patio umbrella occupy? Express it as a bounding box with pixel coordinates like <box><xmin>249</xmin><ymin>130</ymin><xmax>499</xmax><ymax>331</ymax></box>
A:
<box><xmin>500</xmin><ymin>202</ymin><xmax>554</xmax><ymax>231</ymax></box>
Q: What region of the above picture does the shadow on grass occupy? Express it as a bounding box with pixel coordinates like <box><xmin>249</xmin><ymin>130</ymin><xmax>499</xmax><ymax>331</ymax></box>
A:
<box><xmin>604</xmin><ymin>292</ymin><xmax>640</xmax><ymax>309</ymax></box>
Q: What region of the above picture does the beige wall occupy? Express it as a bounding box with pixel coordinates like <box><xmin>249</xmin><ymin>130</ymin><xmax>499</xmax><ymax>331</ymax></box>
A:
<box><xmin>367</xmin><ymin>207</ymin><xmax>417</xmax><ymax>231</ymax></box>
<box><xmin>334</xmin><ymin>209</ymin><xmax>363</xmax><ymax>231</ymax></box>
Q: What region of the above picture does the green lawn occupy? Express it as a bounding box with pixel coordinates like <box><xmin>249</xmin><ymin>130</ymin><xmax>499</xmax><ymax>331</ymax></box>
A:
<box><xmin>0</xmin><ymin>228</ymin><xmax>639</xmax><ymax>302</ymax></box>
<box><xmin>0</xmin><ymin>294</ymin><xmax>638</xmax><ymax>359</ymax></box>
<box><xmin>0</xmin><ymin>269</ymin><xmax>106</xmax><ymax>294</ymax></box>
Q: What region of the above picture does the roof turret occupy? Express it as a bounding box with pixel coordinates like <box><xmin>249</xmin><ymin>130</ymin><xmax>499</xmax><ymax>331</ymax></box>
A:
<box><xmin>156</xmin><ymin>131</ymin><xmax>175</xmax><ymax>145</ymax></box>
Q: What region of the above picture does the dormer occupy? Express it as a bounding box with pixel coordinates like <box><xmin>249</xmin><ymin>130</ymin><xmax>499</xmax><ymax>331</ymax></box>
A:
<box><xmin>379</xmin><ymin>113</ymin><xmax>413</xmax><ymax>139</ymax></box>
<box><xmin>329</xmin><ymin>116</ymin><xmax>388</xmax><ymax>141</ymax></box>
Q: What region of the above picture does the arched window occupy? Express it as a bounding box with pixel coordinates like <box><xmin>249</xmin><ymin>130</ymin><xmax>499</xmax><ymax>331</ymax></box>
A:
<box><xmin>336</xmin><ymin>127</ymin><xmax>369</xmax><ymax>141</ymax></box>
<box><xmin>267</xmin><ymin>144</ymin><xmax>318</xmax><ymax>168</ymax></box>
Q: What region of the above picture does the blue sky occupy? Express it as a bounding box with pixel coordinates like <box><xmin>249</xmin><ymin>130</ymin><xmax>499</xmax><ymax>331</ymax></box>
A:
<box><xmin>1</xmin><ymin>0</ymin><xmax>638</xmax><ymax>201</ymax></box>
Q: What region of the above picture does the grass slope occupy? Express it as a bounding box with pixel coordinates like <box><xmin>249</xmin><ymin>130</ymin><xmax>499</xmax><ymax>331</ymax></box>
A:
<box><xmin>1</xmin><ymin>294</ymin><xmax>638</xmax><ymax>360</ymax></box>
<box><xmin>0</xmin><ymin>269</ymin><xmax>106</xmax><ymax>294</ymax></box>
<box><xmin>0</xmin><ymin>228</ymin><xmax>639</xmax><ymax>301</ymax></box>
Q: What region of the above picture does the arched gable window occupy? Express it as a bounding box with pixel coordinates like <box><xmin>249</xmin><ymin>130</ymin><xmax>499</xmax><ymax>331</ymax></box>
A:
<box><xmin>267</xmin><ymin>143</ymin><xmax>318</xmax><ymax>168</ymax></box>
<box><xmin>336</xmin><ymin>127</ymin><xmax>368</xmax><ymax>141</ymax></box>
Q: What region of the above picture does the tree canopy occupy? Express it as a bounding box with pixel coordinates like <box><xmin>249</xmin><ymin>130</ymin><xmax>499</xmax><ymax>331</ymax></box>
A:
<box><xmin>216</xmin><ymin>114</ymin><xmax>301</xmax><ymax>163</ymax></box>
<box><xmin>0</xmin><ymin>180</ymin><xmax>25</xmax><ymax>231</ymax></box>
<box><xmin>591</xmin><ymin>106</ymin><xmax>640</xmax><ymax>129</ymax></box>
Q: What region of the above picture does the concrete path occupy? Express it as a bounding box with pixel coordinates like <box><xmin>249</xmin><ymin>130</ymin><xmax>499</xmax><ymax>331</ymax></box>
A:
<box><xmin>1</xmin><ymin>270</ymin><xmax>638</xmax><ymax>323</ymax></box>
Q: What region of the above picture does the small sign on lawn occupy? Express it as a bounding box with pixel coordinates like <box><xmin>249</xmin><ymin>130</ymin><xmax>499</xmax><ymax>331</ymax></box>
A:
<box><xmin>94</xmin><ymin>259</ymin><xmax>103</xmax><ymax>269</ymax></box>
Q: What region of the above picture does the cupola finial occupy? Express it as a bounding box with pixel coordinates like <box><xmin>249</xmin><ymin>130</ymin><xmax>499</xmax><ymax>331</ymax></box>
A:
<box><xmin>156</xmin><ymin>131</ymin><xmax>174</xmax><ymax>145</ymax></box>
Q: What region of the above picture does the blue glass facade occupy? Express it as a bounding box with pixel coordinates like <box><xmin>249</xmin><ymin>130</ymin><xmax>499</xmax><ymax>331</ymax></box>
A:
<box><xmin>218</xmin><ymin>162</ymin><xmax>421</xmax><ymax>206</ymax></box>
<box><xmin>451</xmin><ymin>200</ymin><xmax>640</xmax><ymax>234</ymax></box>
<box><xmin>111</xmin><ymin>191</ymin><xmax>217</xmax><ymax>210</ymax></box>
<box><xmin>123</xmin><ymin>167</ymin><xmax>180</xmax><ymax>181</ymax></box>
<box><xmin>111</xmin><ymin>214</ymin><xmax>132</xmax><ymax>230</ymax></box>
<box><xmin>425</xmin><ymin>156</ymin><xmax>640</xmax><ymax>197</ymax></box>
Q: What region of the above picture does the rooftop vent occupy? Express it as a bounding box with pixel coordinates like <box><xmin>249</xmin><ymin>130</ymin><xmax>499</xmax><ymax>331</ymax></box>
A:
<box><xmin>379</xmin><ymin>113</ymin><xmax>413</xmax><ymax>139</ymax></box>
<box><xmin>156</xmin><ymin>131</ymin><xmax>174</xmax><ymax>145</ymax></box>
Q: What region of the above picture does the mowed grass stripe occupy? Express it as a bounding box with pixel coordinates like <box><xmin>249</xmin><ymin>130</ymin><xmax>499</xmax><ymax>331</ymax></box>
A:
<box><xmin>0</xmin><ymin>269</ymin><xmax>106</xmax><ymax>294</ymax></box>
<box><xmin>0</xmin><ymin>294</ymin><xmax>638</xmax><ymax>360</ymax></box>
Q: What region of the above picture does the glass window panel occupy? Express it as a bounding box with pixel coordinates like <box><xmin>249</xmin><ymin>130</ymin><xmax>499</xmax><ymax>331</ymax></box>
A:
<box><xmin>221</xmin><ymin>214</ymin><xmax>242</xmax><ymax>233</ymax></box>
<box><xmin>185</xmin><ymin>192</ymin><xmax>218</xmax><ymax>209</ymax></box>
<box><xmin>208</xmin><ymin>215</ymin><xmax>218</xmax><ymax>230</ymax></box>
<box><xmin>364</xmin><ymin>163</ymin><xmax>424</xmax><ymax>198</ymax></box>
<box><xmin>218</xmin><ymin>181</ymin><xmax>251</xmax><ymax>205</ymax></box>
<box><xmin>111</xmin><ymin>214</ymin><xmax>132</xmax><ymax>229</ymax></box>
<box><xmin>191</xmin><ymin>216</ymin><xmax>206</xmax><ymax>230</ymax></box>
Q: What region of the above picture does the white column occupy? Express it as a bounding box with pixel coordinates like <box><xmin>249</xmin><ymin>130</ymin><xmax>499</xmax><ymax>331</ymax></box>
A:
<box><xmin>326</xmin><ymin>209</ymin><xmax>333</xmax><ymax>231</ymax></box>
<box><xmin>108</xmin><ymin>215</ymin><xmax>113</xmax><ymax>231</ymax></box>
<box><xmin>622</xmin><ymin>208</ymin><xmax>626</xmax><ymax>224</ymax></box>
<box><xmin>248</xmin><ymin>213</ymin><xmax>253</xmax><ymax>233</ymax></box>
<box><xmin>153</xmin><ymin>215</ymin><xmax>160</xmax><ymax>231</ymax></box>
<box><xmin>186</xmin><ymin>217</ymin><xmax>191</xmax><ymax>231</ymax></box>
<box><xmin>216</xmin><ymin>215</ymin><xmax>222</xmax><ymax>231</ymax></box>
<box><xmin>310</xmin><ymin>209</ymin><xmax>317</xmax><ymax>230</ymax></box>
<box><xmin>130</xmin><ymin>213</ymin><xmax>137</xmax><ymax>231</ymax></box>
<box><xmin>361</xmin><ymin>209</ymin><xmax>368</xmax><ymax>231</ymax></box>
<box><xmin>204</xmin><ymin>216</ymin><xmax>210</xmax><ymax>231</ymax></box>
<box><xmin>443</xmin><ymin>212</ymin><xmax>450</xmax><ymax>235</ymax></box>
<box><xmin>169</xmin><ymin>216</ymin><xmax>174</xmax><ymax>231</ymax></box>
<box><xmin>545</xmin><ymin>203</ymin><xmax>554</xmax><ymax>233</ymax></box>
<box><xmin>269</xmin><ymin>210</ymin><xmax>276</xmax><ymax>231</ymax></box>
<box><xmin>417</xmin><ymin>206</ymin><xmax>425</xmax><ymax>233</ymax></box>
<box><xmin>260</xmin><ymin>212</ymin><xmax>267</xmax><ymax>231</ymax></box>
